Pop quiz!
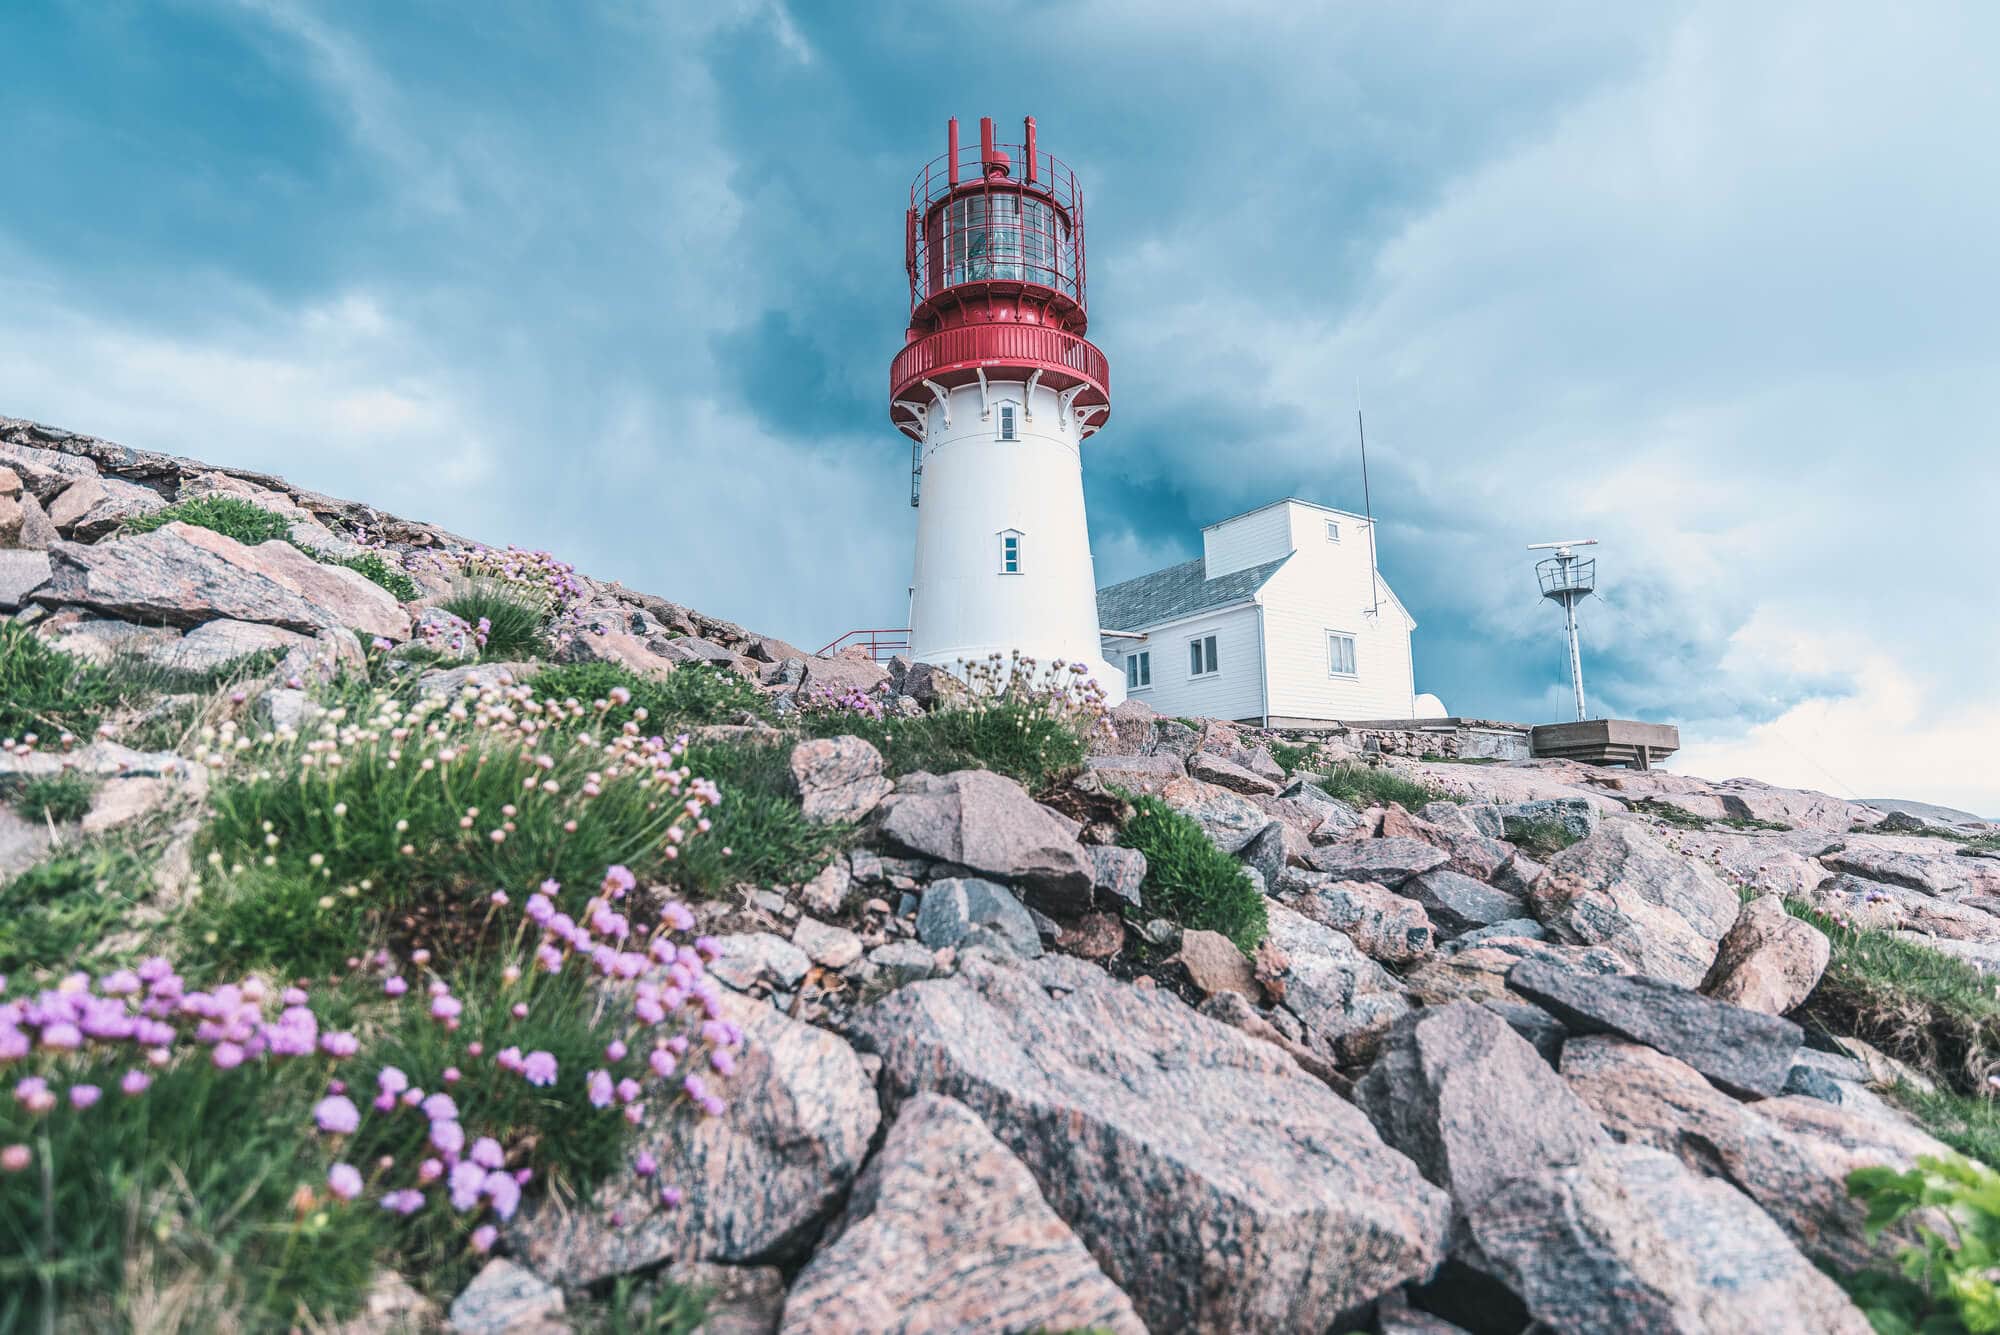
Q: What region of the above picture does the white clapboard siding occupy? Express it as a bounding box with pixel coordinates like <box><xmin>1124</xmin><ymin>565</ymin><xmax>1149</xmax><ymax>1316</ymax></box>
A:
<box><xmin>1108</xmin><ymin>604</ymin><xmax>1264</xmax><ymax>723</ymax></box>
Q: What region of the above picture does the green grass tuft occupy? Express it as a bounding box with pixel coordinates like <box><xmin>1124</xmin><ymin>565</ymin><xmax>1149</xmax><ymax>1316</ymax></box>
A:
<box><xmin>440</xmin><ymin>580</ymin><xmax>550</xmax><ymax>660</ymax></box>
<box><xmin>1118</xmin><ymin>793</ymin><xmax>1267</xmax><ymax>950</ymax></box>
<box><xmin>530</xmin><ymin>659</ymin><xmax>770</xmax><ymax>728</ymax></box>
<box><xmin>0</xmin><ymin>844</ymin><xmax>151</xmax><ymax>977</ymax></box>
<box><xmin>803</xmin><ymin>702</ymin><xmax>1090</xmax><ymax>792</ymax></box>
<box><xmin>665</xmin><ymin>740</ymin><xmax>847</xmax><ymax>896</ymax></box>
<box><xmin>1630</xmin><ymin>797</ymin><xmax>1713</xmax><ymax>829</ymax></box>
<box><xmin>1788</xmin><ymin>899</ymin><xmax>2000</xmax><ymax>1094</ymax></box>
<box><xmin>10</xmin><ymin>773</ymin><xmax>96</xmax><ymax>825</ymax></box>
<box><xmin>1268</xmin><ymin>740</ymin><xmax>1315</xmax><ymax>776</ymax></box>
<box><xmin>331</xmin><ymin>550</ymin><xmax>419</xmax><ymax>602</ymax></box>
<box><xmin>1310</xmin><ymin>762</ymin><xmax>1443</xmax><ymax>811</ymax></box>
<box><xmin>0</xmin><ymin>621</ymin><xmax>122</xmax><ymax>741</ymax></box>
<box><xmin>1506</xmin><ymin>816</ymin><xmax>1584</xmax><ymax>858</ymax></box>
<box><xmin>123</xmin><ymin>494</ymin><xmax>294</xmax><ymax>544</ymax></box>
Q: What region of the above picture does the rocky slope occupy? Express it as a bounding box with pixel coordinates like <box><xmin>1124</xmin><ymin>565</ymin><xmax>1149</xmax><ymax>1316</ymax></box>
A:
<box><xmin>7</xmin><ymin>414</ymin><xmax>2000</xmax><ymax>1333</ymax></box>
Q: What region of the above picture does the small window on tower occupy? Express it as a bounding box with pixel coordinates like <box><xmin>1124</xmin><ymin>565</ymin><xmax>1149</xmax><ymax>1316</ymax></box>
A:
<box><xmin>999</xmin><ymin>530</ymin><xmax>1023</xmax><ymax>574</ymax></box>
<box><xmin>997</xmin><ymin>403</ymin><xmax>1018</xmax><ymax>441</ymax></box>
<box><xmin>1325</xmin><ymin>520</ymin><xmax>1341</xmax><ymax>542</ymax></box>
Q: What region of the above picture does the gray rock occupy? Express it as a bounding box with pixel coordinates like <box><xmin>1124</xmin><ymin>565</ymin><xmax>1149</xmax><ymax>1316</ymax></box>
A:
<box><xmin>1482</xmin><ymin>999</ymin><xmax>1568</xmax><ymax>1065</ymax></box>
<box><xmin>872</xmin><ymin>769</ymin><xmax>1096</xmax><ymax>914</ymax></box>
<box><xmin>1466</xmin><ymin>797</ymin><xmax>1600</xmax><ymax>843</ymax></box>
<box><xmin>0</xmin><ymin>550</ymin><xmax>50</xmax><ymax>610</ymax></box>
<box><xmin>1405</xmin><ymin>868</ymin><xmax>1528</xmax><ymax>937</ymax></box>
<box><xmin>1188</xmin><ymin>749</ymin><xmax>1281</xmax><ymax>795</ymax></box>
<box><xmin>417</xmin><ymin>661</ymin><xmax>537</xmax><ymax>699</ymax></box>
<box><xmin>448</xmin><ymin>1260</ymin><xmax>564</xmax><ymax>1334</ymax></box>
<box><xmin>1302</xmin><ymin>836</ymin><xmax>1449</xmax><ymax>887</ymax></box>
<box><xmin>790</xmin><ymin>917</ymin><xmax>863</xmax><ymax>970</ymax></box>
<box><xmin>1467</xmin><ymin>1145</ymin><xmax>1870</xmax><ymax>1333</ymax></box>
<box><xmin>1533</xmin><ymin>821</ymin><xmax>1741</xmax><ymax>985</ymax></box>
<box><xmin>799</xmin><ymin>858</ymin><xmax>852</xmax><ymax>916</ymax></box>
<box><xmin>518</xmin><ymin>992</ymin><xmax>879</xmax><ymax>1283</ymax></box>
<box><xmin>1442</xmin><ymin>918</ymin><xmax>1547</xmax><ymax>952</ymax></box>
<box><xmin>1276</xmin><ymin>779</ymin><xmax>1363</xmax><ymax>840</ymax></box>
<box><xmin>37</xmin><ymin>529</ymin><xmax>335</xmax><ymax>632</ymax></box>
<box><xmin>1562</xmin><ymin>1035</ymin><xmax>1951</xmax><ymax>1272</ymax></box>
<box><xmin>1151</xmin><ymin>718</ymin><xmax>1201</xmax><ymax>760</ymax></box>
<box><xmin>851</xmin><ymin>952</ymin><xmax>1450</xmax><ymax>1334</ymax></box>
<box><xmin>1699</xmin><ymin>894</ymin><xmax>1830</xmax><ymax>1015</ymax></box>
<box><xmin>916</xmin><ymin>877</ymin><xmax>1043</xmax><ymax>958</ymax></box>
<box><xmin>864</xmin><ymin>940</ymin><xmax>938</xmax><ymax>990</ymax></box>
<box><xmin>779</xmin><ymin>1095</ymin><xmax>1145</xmax><ymax>1335</ymax></box>
<box><xmin>1237</xmin><ymin>819</ymin><xmax>1287</xmax><ymax>891</ymax></box>
<box><xmin>1277</xmin><ymin>871</ymin><xmax>1434</xmax><ymax>964</ymax></box>
<box><xmin>1084</xmin><ymin>751</ymin><xmax>1187</xmax><ymax>780</ymax></box>
<box><xmin>1086</xmin><ymin>843</ymin><xmax>1146</xmax><ymax>909</ymax></box>
<box><xmin>710</xmin><ymin>933</ymin><xmax>812</xmax><ymax>993</ymax></box>
<box><xmin>0</xmin><ymin>438</ymin><xmax>97</xmax><ymax>501</ymax></box>
<box><xmin>1154</xmin><ymin>776</ymin><xmax>1271</xmax><ymax>853</ymax></box>
<box><xmin>1263</xmin><ymin>900</ymin><xmax>1412</xmax><ymax>1059</ymax></box>
<box><xmin>47</xmin><ymin>475</ymin><xmax>166</xmax><ymax>540</ymax></box>
<box><xmin>1508</xmin><ymin>957</ymin><xmax>1802</xmax><ymax>1098</ymax></box>
<box><xmin>145</xmin><ymin>618</ymin><xmax>315</xmax><ymax>672</ymax></box>
<box><xmin>1355</xmin><ymin>1003</ymin><xmax>1606</xmax><ymax>1240</ymax></box>
<box><xmin>787</xmin><ymin>735</ymin><xmax>893</xmax><ymax>824</ymax></box>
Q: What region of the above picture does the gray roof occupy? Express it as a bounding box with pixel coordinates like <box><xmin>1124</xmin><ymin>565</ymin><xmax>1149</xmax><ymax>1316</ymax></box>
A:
<box><xmin>1097</xmin><ymin>554</ymin><xmax>1291</xmax><ymax>632</ymax></box>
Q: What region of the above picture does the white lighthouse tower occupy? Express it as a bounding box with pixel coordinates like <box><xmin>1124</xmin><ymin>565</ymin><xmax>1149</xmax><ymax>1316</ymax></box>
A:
<box><xmin>890</xmin><ymin>115</ymin><xmax>1124</xmax><ymax>703</ymax></box>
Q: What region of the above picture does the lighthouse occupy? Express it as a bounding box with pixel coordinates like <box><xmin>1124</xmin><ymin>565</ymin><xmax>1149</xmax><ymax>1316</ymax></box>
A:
<box><xmin>890</xmin><ymin>115</ymin><xmax>1124</xmax><ymax>704</ymax></box>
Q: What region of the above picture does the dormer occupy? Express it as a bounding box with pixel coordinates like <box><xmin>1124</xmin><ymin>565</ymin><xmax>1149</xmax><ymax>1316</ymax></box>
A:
<box><xmin>1202</xmin><ymin>498</ymin><xmax>1372</xmax><ymax>577</ymax></box>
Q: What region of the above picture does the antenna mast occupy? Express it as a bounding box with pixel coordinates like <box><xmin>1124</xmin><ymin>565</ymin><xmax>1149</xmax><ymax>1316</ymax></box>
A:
<box><xmin>1356</xmin><ymin>395</ymin><xmax>1380</xmax><ymax>618</ymax></box>
<box><xmin>1529</xmin><ymin>539</ymin><xmax>1598</xmax><ymax>721</ymax></box>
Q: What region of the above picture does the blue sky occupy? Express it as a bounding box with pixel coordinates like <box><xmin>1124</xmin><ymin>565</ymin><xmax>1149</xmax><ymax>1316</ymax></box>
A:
<box><xmin>3</xmin><ymin>2</ymin><xmax>1997</xmax><ymax>811</ymax></box>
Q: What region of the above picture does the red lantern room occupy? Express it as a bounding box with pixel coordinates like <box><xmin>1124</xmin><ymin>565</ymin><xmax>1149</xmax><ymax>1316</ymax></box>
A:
<box><xmin>889</xmin><ymin>116</ymin><xmax>1111</xmax><ymax>444</ymax></box>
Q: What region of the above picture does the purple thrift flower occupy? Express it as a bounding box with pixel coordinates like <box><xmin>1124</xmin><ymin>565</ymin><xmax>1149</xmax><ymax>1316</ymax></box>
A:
<box><xmin>320</xmin><ymin>1031</ymin><xmax>359</xmax><ymax>1058</ymax></box>
<box><xmin>69</xmin><ymin>1084</ymin><xmax>102</xmax><ymax>1109</ymax></box>
<box><xmin>120</xmin><ymin>1070</ymin><xmax>151</xmax><ymax>1097</ymax></box>
<box><xmin>449</xmin><ymin>1160</ymin><xmax>485</xmax><ymax>1211</ymax></box>
<box><xmin>521</xmin><ymin>1051</ymin><xmax>558</xmax><ymax>1087</ymax></box>
<box><xmin>470</xmin><ymin>1137</ymin><xmax>505</xmax><ymax>1170</ymax></box>
<box><xmin>381</xmin><ymin>1188</ymin><xmax>425</xmax><ymax>1215</ymax></box>
<box><xmin>212</xmin><ymin>1042</ymin><xmax>245</xmax><ymax>1069</ymax></box>
<box><xmin>378</xmin><ymin>1066</ymin><xmax>409</xmax><ymax>1094</ymax></box>
<box><xmin>421</xmin><ymin>1092</ymin><xmax>458</xmax><ymax>1123</ymax></box>
<box><xmin>429</xmin><ymin>1119</ymin><xmax>465</xmax><ymax>1155</ymax></box>
<box><xmin>314</xmin><ymin>1095</ymin><xmax>361</xmax><ymax>1135</ymax></box>
<box><xmin>634</xmin><ymin>1151</ymin><xmax>657</xmax><ymax>1177</ymax></box>
<box><xmin>383</xmin><ymin>976</ymin><xmax>409</xmax><ymax>998</ymax></box>
<box><xmin>470</xmin><ymin>1224</ymin><xmax>498</xmax><ymax>1253</ymax></box>
<box><xmin>328</xmin><ymin>1163</ymin><xmax>363</xmax><ymax>1201</ymax></box>
<box><xmin>482</xmin><ymin>1170</ymin><xmax>522</xmax><ymax>1221</ymax></box>
<box><xmin>587</xmin><ymin>1069</ymin><xmax>614</xmax><ymax>1109</ymax></box>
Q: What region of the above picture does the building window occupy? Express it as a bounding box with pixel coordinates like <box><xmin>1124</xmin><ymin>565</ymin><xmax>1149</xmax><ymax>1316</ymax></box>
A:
<box><xmin>1325</xmin><ymin>519</ymin><xmax>1341</xmax><ymax>542</ymax></box>
<box><xmin>1188</xmin><ymin>634</ymin><xmax>1218</xmax><ymax>677</ymax></box>
<box><xmin>997</xmin><ymin>403</ymin><xmax>1018</xmax><ymax>441</ymax></box>
<box><xmin>1126</xmin><ymin>651</ymin><xmax>1151</xmax><ymax>690</ymax></box>
<box><xmin>1328</xmin><ymin>631</ymin><xmax>1357</xmax><ymax>677</ymax></box>
<box><xmin>999</xmin><ymin>530</ymin><xmax>1022</xmax><ymax>574</ymax></box>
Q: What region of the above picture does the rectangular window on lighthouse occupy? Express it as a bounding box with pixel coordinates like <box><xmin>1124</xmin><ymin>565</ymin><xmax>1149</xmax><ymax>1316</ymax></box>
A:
<box><xmin>999</xmin><ymin>531</ymin><xmax>1022</xmax><ymax>574</ymax></box>
<box><xmin>998</xmin><ymin>403</ymin><xmax>1017</xmax><ymax>441</ymax></box>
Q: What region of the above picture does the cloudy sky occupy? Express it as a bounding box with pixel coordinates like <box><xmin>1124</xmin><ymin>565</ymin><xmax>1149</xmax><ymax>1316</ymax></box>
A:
<box><xmin>3</xmin><ymin>2</ymin><xmax>1996</xmax><ymax>811</ymax></box>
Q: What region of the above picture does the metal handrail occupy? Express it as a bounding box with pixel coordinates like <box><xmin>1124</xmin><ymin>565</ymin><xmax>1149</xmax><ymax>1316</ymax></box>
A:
<box><xmin>889</xmin><ymin>324</ymin><xmax>1109</xmax><ymax>399</ymax></box>
<box><xmin>1537</xmin><ymin>557</ymin><xmax>1596</xmax><ymax>597</ymax></box>
<box><xmin>817</xmin><ymin>628</ymin><xmax>913</xmax><ymax>662</ymax></box>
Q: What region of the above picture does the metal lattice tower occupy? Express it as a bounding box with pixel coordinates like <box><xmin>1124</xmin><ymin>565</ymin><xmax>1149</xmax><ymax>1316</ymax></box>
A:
<box><xmin>1529</xmin><ymin>539</ymin><xmax>1598</xmax><ymax>722</ymax></box>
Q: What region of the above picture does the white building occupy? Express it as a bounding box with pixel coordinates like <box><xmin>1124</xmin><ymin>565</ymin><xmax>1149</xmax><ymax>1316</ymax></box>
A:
<box><xmin>1097</xmin><ymin>498</ymin><xmax>1433</xmax><ymax>726</ymax></box>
